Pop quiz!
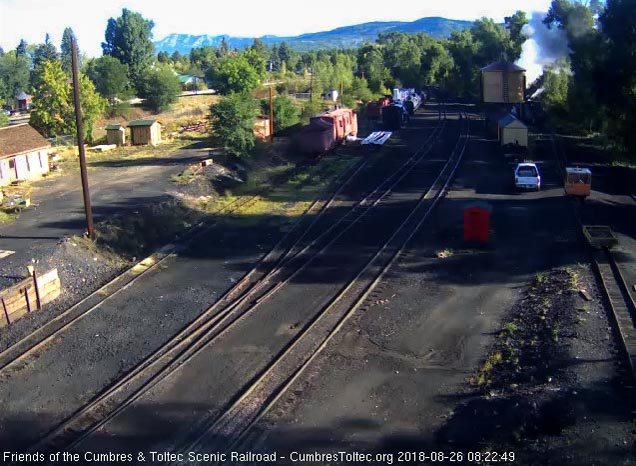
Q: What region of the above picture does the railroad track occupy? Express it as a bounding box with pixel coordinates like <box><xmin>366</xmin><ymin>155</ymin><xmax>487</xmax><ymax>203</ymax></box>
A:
<box><xmin>0</xmin><ymin>193</ymin><xmax>261</xmax><ymax>374</ymax></box>
<box><xmin>549</xmin><ymin>132</ymin><xmax>636</xmax><ymax>384</ymax></box>
<box><xmin>169</xmin><ymin>110</ymin><xmax>469</xmax><ymax>463</ymax></box>
<box><xmin>593</xmin><ymin>250</ymin><xmax>636</xmax><ymax>380</ymax></box>
<box><xmin>19</xmin><ymin>105</ymin><xmax>448</xmax><ymax>458</ymax></box>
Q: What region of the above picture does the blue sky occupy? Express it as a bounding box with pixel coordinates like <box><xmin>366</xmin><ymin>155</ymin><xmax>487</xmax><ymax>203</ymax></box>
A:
<box><xmin>0</xmin><ymin>0</ymin><xmax>553</xmax><ymax>57</ymax></box>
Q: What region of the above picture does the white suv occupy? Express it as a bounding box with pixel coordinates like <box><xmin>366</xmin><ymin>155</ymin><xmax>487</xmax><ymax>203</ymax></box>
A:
<box><xmin>514</xmin><ymin>162</ymin><xmax>541</xmax><ymax>191</ymax></box>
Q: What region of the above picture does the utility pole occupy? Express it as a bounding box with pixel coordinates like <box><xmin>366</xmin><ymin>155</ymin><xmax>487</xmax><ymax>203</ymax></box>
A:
<box><xmin>70</xmin><ymin>33</ymin><xmax>95</xmax><ymax>240</ymax></box>
<box><xmin>340</xmin><ymin>80</ymin><xmax>344</xmax><ymax>108</ymax></box>
<box><xmin>269</xmin><ymin>86</ymin><xmax>274</xmax><ymax>142</ymax></box>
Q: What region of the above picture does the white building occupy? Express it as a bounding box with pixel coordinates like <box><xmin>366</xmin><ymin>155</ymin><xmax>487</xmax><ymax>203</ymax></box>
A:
<box><xmin>0</xmin><ymin>124</ymin><xmax>51</xmax><ymax>187</ymax></box>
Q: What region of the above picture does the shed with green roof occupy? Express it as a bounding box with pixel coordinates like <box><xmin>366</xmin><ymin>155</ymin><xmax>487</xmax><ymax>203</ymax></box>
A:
<box><xmin>128</xmin><ymin>119</ymin><xmax>162</xmax><ymax>146</ymax></box>
<box><xmin>105</xmin><ymin>123</ymin><xmax>126</xmax><ymax>146</ymax></box>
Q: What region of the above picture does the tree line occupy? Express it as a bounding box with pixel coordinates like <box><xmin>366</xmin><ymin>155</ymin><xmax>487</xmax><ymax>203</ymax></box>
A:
<box><xmin>538</xmin><ymin>0</ymin><xmax>636</xmax><ymax>154</ymax></box>
<box><xmin>0</xmin><ymin>1</ymin><xmax>634</xmax><ymax>156</ymax></box>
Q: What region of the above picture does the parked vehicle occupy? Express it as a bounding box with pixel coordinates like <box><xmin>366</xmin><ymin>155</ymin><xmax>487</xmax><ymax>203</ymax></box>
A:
<box><xmin>564</xmin><ymin>166</ymin><xmax>591</xmax><ymax>198</ymax></box>
<box><xmin>1</xmin><ymin>193</ymin><xmax>31</xmax><ymax>213</ymax></box>
<box><xmin>514</xmin><ymin>162</ymin><xmax>541</xmax><ymax>191</ymax></box>
<box><xmin>297</xmin><ymin>108</ymin><xmax>358</xmax><ymax>155</ymax></box>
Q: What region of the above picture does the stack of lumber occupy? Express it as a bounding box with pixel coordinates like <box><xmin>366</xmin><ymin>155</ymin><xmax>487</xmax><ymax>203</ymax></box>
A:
<box><xmin>361</xmin><ymin>131</ymin><xmax>392</xmax><ymax>145</ymax></box>
<box><xmin>180</xmin><ymin>121</ymin><xmax>209</xmax><ymax>133</ymax></box>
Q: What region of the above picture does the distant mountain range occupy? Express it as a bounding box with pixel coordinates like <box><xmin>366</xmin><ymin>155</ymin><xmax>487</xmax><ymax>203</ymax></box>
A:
<box><xmin>153</xmin><ymin>17</ymin><xmax>474</xmax><ymax>55</ymax></box>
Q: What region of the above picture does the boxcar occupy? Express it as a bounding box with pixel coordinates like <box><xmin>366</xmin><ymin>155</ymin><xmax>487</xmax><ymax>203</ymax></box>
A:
<box><xmin>382</xmin><ymin>103</ymin><xmax>408</xmax><ymax>130</ymax></box>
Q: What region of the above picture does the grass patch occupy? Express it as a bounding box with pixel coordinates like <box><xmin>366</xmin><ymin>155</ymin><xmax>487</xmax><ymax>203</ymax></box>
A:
<box><xmin>500</xmin><ymin>322</ymin><xmax>518</xmax><ymax>336</ymax></box>
<box><xmin>0</xmin><ymin>210</ymin><xmax>17</xmax><ymax>224</ymax></box>
<box><xmin>564</xmin><ymin>266</ymin><xmax>580</xmax><ymax>291</ymax></box>
<box><xmin>471</xmin><ymin>351</ymin><xmax>504</xmax><ymax>387</ymax></box>
<box><xmin>91</xmin><ymin>200</ymin><xmax>202</xmax><ymax>259</ymax></box>
<box><xmin>185</xmin><ymin>153</ymin><xmax>361</xmax><ymax>226</ymax></box>
<box><xmin>436</xmin><ymin>248</ymin><xmax>455</xmax><ymax>259</ymax></box>
<box><xmin>71</xmin><ymin>235</ymin><xmax>128</xmax><ymax>268</ymax></box>
<box><xmin>52</xmin><ymin>138</ymin><xmax>198</xmax><ymax>173</ymax></box>
<box><xmin>170</xmin><ymin>171</ymin><xmax>196</xmax><ymax>184</ymax></box>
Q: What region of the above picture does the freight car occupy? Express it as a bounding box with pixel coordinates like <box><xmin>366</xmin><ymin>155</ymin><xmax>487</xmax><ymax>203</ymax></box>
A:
<box><xmin>297</xmin><ymin>108</ymin><xmax>358</xmax><ymax>155</ymax></box>
<box><xmin>381</xmin><ymin>103</ymin><xmax>409</xmax><ymax>130</ymax></box>
<box><xmin>403</xmin><ymin>93</ymin><xmax>422</xmax><ymax>115</ymax></box>
<box><xmin>392</xmin><ymin>88</ymin><xmax>424</xmax><ymax>115</ymax></box>
<box><xmin>365</xmin><ymin>96</ymin><xmax>391</xmax><ymax>118</ymax></box>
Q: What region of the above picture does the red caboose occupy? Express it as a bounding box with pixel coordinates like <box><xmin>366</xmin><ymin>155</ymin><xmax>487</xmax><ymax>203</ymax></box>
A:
<box><xmin>298</xmin><ymin>108</ymin><xmax>358</xmax><ymax>155</ymax></box>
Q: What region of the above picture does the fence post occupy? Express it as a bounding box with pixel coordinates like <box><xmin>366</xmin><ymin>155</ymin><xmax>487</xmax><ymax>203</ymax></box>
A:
<box><xmin>24</xmin><ymin>288</ymin><xmax>31</xmax><ymax>313</ymax></box>
<box><xmin>32</xmin><ymin>270</ymin><xmax>42</xmax><ymax>310</ymax></box>
<box><xmin>1</xmin><ymin>298</ymin><xmax>9</xmax><ymax>326</ymax></box>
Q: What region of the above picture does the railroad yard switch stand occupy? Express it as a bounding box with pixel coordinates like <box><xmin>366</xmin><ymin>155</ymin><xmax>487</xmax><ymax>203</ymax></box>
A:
<box><xmin>582</xmin><ymin>225</ymin><xmax>619</xmax><ymax>249</ymax></box>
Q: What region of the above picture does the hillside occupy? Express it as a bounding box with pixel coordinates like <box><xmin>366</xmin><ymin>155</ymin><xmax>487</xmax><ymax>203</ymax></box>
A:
<box><xmin>154</xmin><ymin>17</ymin><xmax>473</xmax><ymax>55</ymax></box>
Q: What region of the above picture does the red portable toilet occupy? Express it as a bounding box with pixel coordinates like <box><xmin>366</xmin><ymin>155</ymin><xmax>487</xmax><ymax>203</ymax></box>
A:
<box><xmin>464</xmin><ymin>201</ymin><xmax>493</xmax><ymax>243</ymax></box>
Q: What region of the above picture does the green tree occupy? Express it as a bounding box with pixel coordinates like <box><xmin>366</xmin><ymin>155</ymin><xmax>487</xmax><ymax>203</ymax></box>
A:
<box><xmin>381</xmin><ymin>32</ymin><xmax>422</xmax><ymax>86</ymax></box>
<box><xmin>210</xmin><ymin>93</ymin><xmax>259</xmax><ymax>157</ymax></box>
<box><xmin>16</xmin><ymin>39</ymin><xmax>28</xmax><ymax>57</ymax></box>
<box><xmin>261</xmin><ymin>94</ymin><xmax>300</xmax><ymax>132</ymax></box>
<box><xmin>505</xmin><ymin>11</ymin><xmax>529</xmax><ymax>61</ymax></box>
<box><xmin>216</xmin><ymin>37</ymin><xmax>229</xmax><ymax>58</ymax></box>
<box><xmin>85</xmin><ymin>55</ymin><xmax>131</xmax><ymax>102</ymax></box>
<box><xmin>357</xmin><ymin>44</ymin><xmax>391</xmax><ymax>93</ymax></box>
<box><xmin>139</xmin><ymin>66</ymin><xmax>181</xmax><ymax>112</ymax></box>
<box><xmin>102</xmin><ymin>8</ymin><xmax>155</xmax><ymax>92</ymax></box>
<box><xmin>447</xmin><ymin>29</ymin><xmax>479</xmax><ymax>97</ymax></box>
<box><xmin>205</xmin><ymin>53</ymin><xmax>261</xmax><ymax>95</ymax></box>
<box><xmin>0</xmin><ymin>112</ymin><xmax>8</xmax><ymax>127</ymax></box>
<box><xmin>33</xmin><ymin>34</ymin><xmax>59</xmax><ymax>68</ymax></box>
<box><xmin>190</xmin><ymin>45</ymin><xmax>217</xmax><ymax>72</ymax></box>
<box><xmin>351</xmin><ymin>77</ymin><xmax>374</xmax><ymax>102</ymax></box>
<box><xmin>171</xmin><ymin>51</ymin><xmax>182</xmax><ymax>63</ymax></box>
<box><xmin>30</xmin><ymin>60</ymin><xmax>106</xmax><ymax>140</ymax></box>
<box><xmin>243</xmin><ymin>48</ymin><xmax>267</xmax><ymax>81</ymax></box>
<box><xmin>0</xmin><ymin>50</ymin><xmax>30</xmax><ymax>105</ymax></box>
<box><xmin>419</xmin><ymin>38</ymin><xmax>455</xmax><ymax>86</ymax></box>
<box><xmin>544</xmin><ymin>0</ymin><xmax>605</xmax><ymax>131</ymax></box>
<box><xmin>250</xmin><ymin>38</ymin><xmax>268</xmax><ymax>59</ymax></box>
<box><xmin>471</xmin><ymin>18</ymin><xmax>511</xmax><ymax>64</ymax></box>
<box><xmin>60</xmin><ymin>27</ymin><xmax>75</xmax><ymax>73</ymax></box>
<box><xmin>542</xmin><ymin>65</ymin><xmax>570</xmax><ymax>113</ymax></box>
<box><xmin>600</xmin><ymin>0</ymin><xmax>636</xmax><ymax>153</ymax></box>
<box><xmin>157</xmin><ymin>51</ymin><xmax>171</xmax><ymax>63</ymax></box>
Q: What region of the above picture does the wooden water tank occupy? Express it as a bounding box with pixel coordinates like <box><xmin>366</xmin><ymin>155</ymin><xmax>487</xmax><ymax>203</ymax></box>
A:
<box><xmin>481</xmin><ymin>61</ymin><xmax>526</xmax><ymax>104</ymax></box>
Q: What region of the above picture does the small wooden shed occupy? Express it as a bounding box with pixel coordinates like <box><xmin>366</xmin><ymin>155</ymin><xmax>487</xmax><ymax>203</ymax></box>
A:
<box><xmin>105</xmin><ymin>123</ymin><xmax>126</xmax><ymax>146</ymax></box>
<box><xmin>128</xmin><ymin>119</ymin><xmax>162</xmax><ymax>146</ymax></box>
<box><xmin>15</xmin><ymin>92</ymin><xmax>33</xmax><ymax>111</ymax></box>
<box><xmin>498</xmin><ymin>114</ymin><xmax>528</xmax><ymax>147</ymax></box>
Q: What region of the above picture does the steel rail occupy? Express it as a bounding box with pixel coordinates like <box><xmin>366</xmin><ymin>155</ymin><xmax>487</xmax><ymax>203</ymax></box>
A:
<box><xmin>173</xmin><ymin>111</ymin><xmax>470</xmax><ymax>462</ymax></box>
<box><xmin>24</xmin><ymin>106</ymin><xmax>447</xmax><ymax>457</ymax></box>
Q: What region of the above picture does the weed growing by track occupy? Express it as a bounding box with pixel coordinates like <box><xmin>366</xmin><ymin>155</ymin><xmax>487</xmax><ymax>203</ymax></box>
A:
<box><xmin>469</xmin><ymin>267</ymin><xmax>581</xmax><ymax>390</ymax></box>
<box><xmin>189</xmin><ymin>153</ymin><xmax>361</xmax><ymax>227</ymax></box>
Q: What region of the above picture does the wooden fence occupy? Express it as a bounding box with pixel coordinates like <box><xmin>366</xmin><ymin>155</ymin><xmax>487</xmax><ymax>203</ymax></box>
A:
<box><xmin>0</xmin><ymin>269</ymin><xmax>61</xmax><ymax>328</ymax></box>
